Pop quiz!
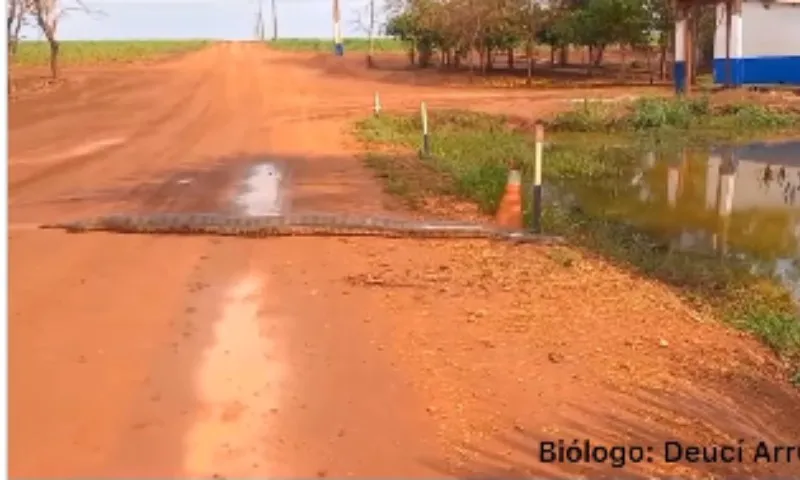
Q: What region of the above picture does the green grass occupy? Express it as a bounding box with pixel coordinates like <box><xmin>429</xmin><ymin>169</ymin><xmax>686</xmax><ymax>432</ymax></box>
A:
<box><xmin>266</xmin><ymin>37</ymin><xmax>405</xmax><ymax>53</ymax></box>
<box><xmin>11</xmin><ymin>40</ymin><xmax>210</xmax><ymax>66</ymax></box>
<box><xmin>549</xmin><ymin>96</ymin><xmax>800</xmax><ymax>142</ymax></box>
<box><xmin>354</xmin><ymin>109</ymin><xmax>800</xmax><ymax>370</ymax></box>
<box><xmin>357</xmin><ymin>110</ymin><xmax>533</xmax><ymax>213</ymax></box>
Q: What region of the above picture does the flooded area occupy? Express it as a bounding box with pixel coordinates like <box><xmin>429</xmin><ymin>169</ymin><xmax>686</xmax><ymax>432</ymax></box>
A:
<box><xmin>550</xmin><ymin>139</ymin><xmax>800</xmax><ymax>304</ymax></box>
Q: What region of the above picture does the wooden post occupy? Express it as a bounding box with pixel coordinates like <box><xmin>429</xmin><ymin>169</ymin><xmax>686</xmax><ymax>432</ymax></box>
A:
<box><xmin>531</xmin><ymin>123</ymin><xmax>544</xmax><ymax>233</ymax></box>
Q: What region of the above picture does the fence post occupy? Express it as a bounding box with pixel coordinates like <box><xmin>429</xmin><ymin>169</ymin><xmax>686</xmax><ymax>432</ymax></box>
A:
<box><xmin>420</xmin><ymin>101</ymin><xmax>431</xmax><ymax>157</ymax></box>
<box><xmin>531</xmin><ymin>122</ymin><xmax>545</xmax><ymax>233</ymax></box>
<box><xmin>374</xmin><ymin>91</ymin><xmax>381</xmax><ymax>116</ymax></box>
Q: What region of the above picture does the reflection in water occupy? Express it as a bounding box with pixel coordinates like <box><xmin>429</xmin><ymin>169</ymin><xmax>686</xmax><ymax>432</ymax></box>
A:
<box><xmin>667</xmin><ymin>163</ymin><xmax>680</xmax><ymax>208</ymax></box>
<box><xmin>705</xmin><ymin>154</ymin><xmax>720</xmax><ymax>211</ymax></box>
<box><xmin>658</xmin><ymin>141</ymin><xmax>800</xmax><ymax>302</ymax></box>
<box><xmin>561</xmin><ymin>140</ymin><xmax>800</xmax><ymax>304</ymax></box>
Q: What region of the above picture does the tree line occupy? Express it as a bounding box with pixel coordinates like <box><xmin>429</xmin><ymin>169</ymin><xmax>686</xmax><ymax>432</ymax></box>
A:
<box><xmin>383</xmin><ymin>0</ymin><xmax>716</xmax><ymax>84</ymax></box>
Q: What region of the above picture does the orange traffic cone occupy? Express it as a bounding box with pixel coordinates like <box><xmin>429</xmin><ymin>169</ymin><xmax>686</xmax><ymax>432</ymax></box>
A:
<box><xmin>495</xmin><ymin>169</ymin><xmax>523</xmax><ymax>229</ymax></box>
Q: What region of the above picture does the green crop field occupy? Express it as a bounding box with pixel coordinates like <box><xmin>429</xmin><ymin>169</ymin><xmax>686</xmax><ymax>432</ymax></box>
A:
<box><xmin>266</xmin><ymin>37</ymin><xmax>405</xmax><ymax>53</ymax></box>
<box><xmin>11</xmin><ymin>40</ymin><xmax>211</xmax><ymax>66</ymax></box>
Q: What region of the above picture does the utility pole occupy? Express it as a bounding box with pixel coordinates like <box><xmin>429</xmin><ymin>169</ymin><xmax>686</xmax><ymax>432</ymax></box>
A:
<box><xmin>271</xmin><ymin>0</ymin><xmax>278</xmax><ymax>41</ymax></box>
<box><xmin>367</xmin><ymin>0</ymin><xmax>375</xmax><ymax>66</ymax></box>
<box><xmin>333</xmin><ymin>0</ymin><xmax>343</xmax><ymax>56</ymax></box>
<box><xmin>254</xmin><ymin>0</ymin><xmax>265</xmax><ymax>41</ymax></box>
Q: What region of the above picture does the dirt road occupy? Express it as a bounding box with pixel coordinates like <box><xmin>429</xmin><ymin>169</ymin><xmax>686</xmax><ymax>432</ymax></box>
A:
<box><xmin>9</xmin><ymin>43</ymin><xmax>800</xmax><ymax>478</ymax></box>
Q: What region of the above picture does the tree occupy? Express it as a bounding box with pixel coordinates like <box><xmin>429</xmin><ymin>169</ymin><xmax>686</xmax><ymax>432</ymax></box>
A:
<box><xmin>644</xmin><ymin>0</ymin><xmax>675</xmax><ymax>80</ymax></box>
<box><xmin>8</xmin><ymin>0</ymin><xmax>30</xmax><ymax>57</ymax></box>
<box><xmin>517</xmin><ymin>0</ymin><xmax>546</xmax><ymax>85</ymax></box>
<box><xmin>384</xmin><ymin>0</ymin><xmax>686</xmax><ymax>83</ymax></box>
<box><xmin>352</xmin><ymin>0</ymin><xmax>379</xmax><ymax>67</ymax></box>
<box><xmin>31</xmin><ymin>0</ymin><xmax>61</xmax><ymax>79</ymax></box>
<box><xmin>29</xmin><ymin>0</ymin><xmax>104</xmax><ymax>79</ymax></box>
<box><xmin>535</xmin><ymin>7</ymin><xmax>575</xmax><ymax>66</ymax></box>
<box><xmin>384</xmin><ymin>1</ymin><xmax>444</xmax><ymax>68</ymax></box>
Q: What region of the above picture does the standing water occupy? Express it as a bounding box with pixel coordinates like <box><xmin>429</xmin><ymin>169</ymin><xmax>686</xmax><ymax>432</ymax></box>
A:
<box><xmin>235</xmin><ymin>163</ymin><xmax>285</xmax><ymax>216</ymax></box>
<box><xmin>551</xmin><ymin>139</ymin><xmax>800</xmax><ymax>304</ymax></box>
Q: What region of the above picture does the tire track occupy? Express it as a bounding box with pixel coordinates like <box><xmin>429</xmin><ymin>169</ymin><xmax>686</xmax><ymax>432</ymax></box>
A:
<box><xmin>8</xmin><ymin>47</ymin><xmax>221</xmax><ymax>200</ymax></box>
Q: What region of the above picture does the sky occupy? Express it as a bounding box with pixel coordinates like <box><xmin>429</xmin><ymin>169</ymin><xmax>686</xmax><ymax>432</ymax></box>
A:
<box><xmin>21</xmin><ymin>0</ymin><xmax>393</xmax><ymax>41</ymax></box>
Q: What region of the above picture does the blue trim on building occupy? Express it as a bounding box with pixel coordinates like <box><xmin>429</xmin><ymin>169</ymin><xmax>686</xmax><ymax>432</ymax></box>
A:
<box><xmin>711</xmin><ymin>58</ymin><xmax>745</xmax><ymax>86</ymax></box>
<box><xmin>674</xmin><ymin>61</ymin><xmax>686</xmax><ymax>94</ymax></box>
<box><xmin>712</xmin><ymin>55</ymin><xmax>800</xmax><ymax>86</ymax></box>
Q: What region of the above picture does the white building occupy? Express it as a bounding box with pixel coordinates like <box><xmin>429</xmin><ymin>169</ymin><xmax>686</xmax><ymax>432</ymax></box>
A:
<box><xmin>675</xmin><ymin>0</ymin><xmax>800</xmax><ymax>90</ymax></box>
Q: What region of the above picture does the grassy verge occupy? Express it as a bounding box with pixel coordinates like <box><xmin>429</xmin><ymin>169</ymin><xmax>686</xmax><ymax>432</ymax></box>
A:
<box><xmin>11</xmin><ymin>40</ymin><xmax>210</xmax><ymax>66</ymax></box>
<box><xmin>548</xmin><ymin>96</ymin><xmax>800</xmax><ymax>144</ymax></box>
<box><xmin>354</xmin><ymin>104</ymin><xmax>800</xmax><ymax>374</ymax></box>
<box><xmin>265</xmin><ymin>37</ymin><xmax>404</xmax><ymax>53</ymax></box>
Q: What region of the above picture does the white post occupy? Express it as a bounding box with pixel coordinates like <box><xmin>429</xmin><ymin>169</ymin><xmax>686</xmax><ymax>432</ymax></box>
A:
<box><xmin>674</xmin><ymin>13</ymin><xmax>687</xmax><ymax>93</ymax></box>
<box><xmin>421</xmin><ymin>101</ymin><xmax>428</xmax><ymax>135</ymax></box>
<box><xmin>333</xmin><ymin>0</ymin><xmax>343</xmax><ymax>55</ymax></box>
<box><xmin>373</xmin><ymin>91</ymin><xmax>381</xmax><ymax>116</ymax></box>
<box><xmin>534</xmin><ymin>125</ymin><xmax>543</xmax><ymax>188</ymax></box>
<box><xmin>420</xmin><ymin>102</ymin><xmax>430</xmax><ymax>156</ymax></box>
<box><xmin>532</xmin><ymin>123</ymin><xmax>544</xmax><ymax>233</ymax></box>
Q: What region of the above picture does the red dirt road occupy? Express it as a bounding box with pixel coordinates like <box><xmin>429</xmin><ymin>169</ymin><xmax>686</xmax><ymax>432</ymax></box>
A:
<box><xmin>9</xmin><ymin>43</ymin><xmax>800</xmax><ymax>478</ymax></box>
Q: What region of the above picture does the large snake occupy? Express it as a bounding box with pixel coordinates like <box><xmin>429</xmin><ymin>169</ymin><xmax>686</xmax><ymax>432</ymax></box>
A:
<box><xmin>40</xmin><ymin>212</ymin><xmax>564</xmax><ymax>244</ymax></box>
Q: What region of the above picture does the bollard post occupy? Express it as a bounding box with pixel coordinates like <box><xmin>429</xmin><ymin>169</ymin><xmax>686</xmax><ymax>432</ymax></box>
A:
<box><xmin>420</xmin><ymin>101</ymin><xmax>431</xmax><ymax>157</ymax></box>
<box><xmin>531</xmin><ymin>122</ymin><xmax>544</xmax><ymax>233</ymax></box>
<box><xmin>374</xmin><ymin>91</ymin><xmax>381</xmax><ymax>116</ymax></box>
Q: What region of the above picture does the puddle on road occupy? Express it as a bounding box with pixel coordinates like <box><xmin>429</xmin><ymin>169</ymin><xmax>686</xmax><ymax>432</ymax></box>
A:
<box><xmin>550</xmin><ymin>139</ymin><xmax>800</xmax><ymax>303</ymax></box>
<box><xmin>234</xmin><ymin>162</ymin><xmax>285</xmax><ymax>216</ymax></box>
<box><xmin>183</xmin><ymin>274</ymin><xmax>285</xmax><ymax>476</ymax></box>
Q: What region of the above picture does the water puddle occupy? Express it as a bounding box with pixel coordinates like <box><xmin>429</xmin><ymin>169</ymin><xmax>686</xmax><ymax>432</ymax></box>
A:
<box><xmin>234</xmin><ymin>162</ymin><xmax>285</xmax><ymax>216</ymax></box>
<box><xmin>183</xmin><ymin>274</ymin><xmax>284</xmax><ymax>476</ymax></box>
<box><xmin>552</xmin><ymin>139</ymin><xmax>800</xmax><ymax>303</ymax></box>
